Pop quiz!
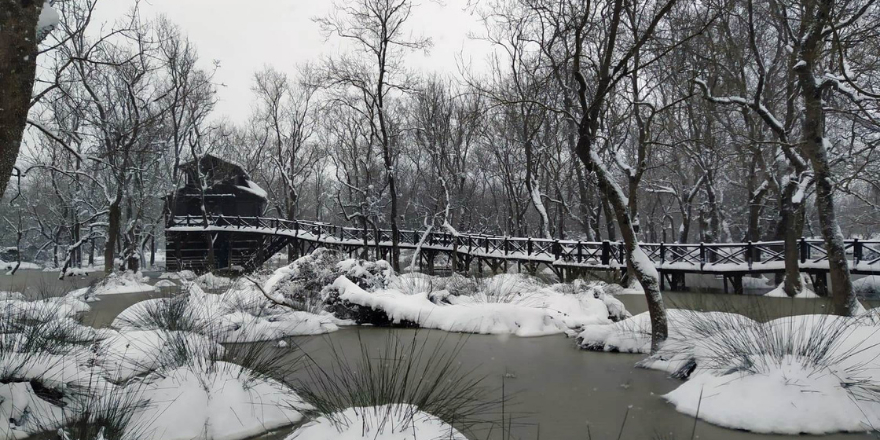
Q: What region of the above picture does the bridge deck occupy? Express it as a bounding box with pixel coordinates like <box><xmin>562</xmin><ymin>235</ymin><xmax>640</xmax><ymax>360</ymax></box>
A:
<box><xmin>166</xmin><ymin>215</ymin><xmax>880</xmax><ymax>276</ymax></box>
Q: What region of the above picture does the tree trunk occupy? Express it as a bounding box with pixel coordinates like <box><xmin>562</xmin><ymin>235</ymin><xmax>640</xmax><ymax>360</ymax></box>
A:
<box><xmin>794</xmin><ymin>0</ymin><xmax>857</xmax><ymax>315</ymax></box>
<box><xmin>105</xmin><ymin>196</ymin><xmax>121</xmax><ymax>273</ymax></box>
<box><xmin>780</xmin><ymin>181</ymin><xmax>806</xmax><ymax>296</ymax></box>
<box><xmin>0</xmin><ymin>1</ymin><xmax>42</xmax><ymax>200</ymax></box>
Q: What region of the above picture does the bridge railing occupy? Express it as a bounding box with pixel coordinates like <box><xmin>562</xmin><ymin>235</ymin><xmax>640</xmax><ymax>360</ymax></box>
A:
<box><xmin>166</xmin><ymin>215</ymin><xmax>880</xmax><ymax>271</ymax></box>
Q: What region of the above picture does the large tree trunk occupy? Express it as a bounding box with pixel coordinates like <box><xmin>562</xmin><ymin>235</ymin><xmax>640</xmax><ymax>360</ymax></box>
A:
<box><xmin>780</xmin><ymin>181</ymin><xmax>806</xmax><ymax>296</ymax></box>
<box><xmin>0</xmin><ymin>1</ymin><xmax>42</xmax><ymax>200</ymax></box>
<box><xmin>104</xmin><ymin>195</ymin><xmax>122</xmax><ymax>273</ymax></box>
<box><xmin>794</xmin><ymin>0</ymin><xmax>857</xmax><ymax>315</ymax></box>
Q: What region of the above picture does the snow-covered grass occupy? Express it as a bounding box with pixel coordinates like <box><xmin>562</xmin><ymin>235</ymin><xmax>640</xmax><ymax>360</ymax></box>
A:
<box><xmin>579</xmin><ymin>308</ymin><xmax>880</xmax><ymax>434</ymax></box>
<box><xmin>132</xmin><ymin>361</ymin><xmax>310</xmax><ymax>440</ymax></box>
<box><xmin>291</xmin><ymin>330</ymin><xmax>499</xmax><ymax>439</ymax></box>
<box><xmin>113</xmin><ymin>280</ymin><xmax>339</xmax><ymax>344</ymax></box>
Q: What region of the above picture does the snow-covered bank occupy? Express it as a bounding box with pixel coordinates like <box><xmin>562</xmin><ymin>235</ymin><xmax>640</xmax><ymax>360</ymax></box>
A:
<box><xmin>578</xmin><ymin>310</ymin><xmax>880</xmax><ymax>434</ymax></box>
<box><xmin>328</xmin><ymin>273</ymin><xmax>628</xmax><ymax>336</ymax></box>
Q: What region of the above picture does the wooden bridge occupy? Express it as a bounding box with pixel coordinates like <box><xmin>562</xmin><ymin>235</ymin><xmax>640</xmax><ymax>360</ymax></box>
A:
<box><xmin>166</xmin><ymin>215</ymin><xmax>880</xmax><ymax>294</ymax></box>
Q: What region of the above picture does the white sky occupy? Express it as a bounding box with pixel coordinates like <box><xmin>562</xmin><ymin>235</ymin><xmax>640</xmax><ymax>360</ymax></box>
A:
<box><xmin>92</xmin><ymin>0</ymin><xmax>494</xmax><ymax>123</ymax></box>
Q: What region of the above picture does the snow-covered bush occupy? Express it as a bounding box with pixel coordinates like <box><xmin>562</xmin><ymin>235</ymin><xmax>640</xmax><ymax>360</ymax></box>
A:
<box><xmin>579</xmin><ymin>310</ymin><xmax>880</xmax><ymax>434</ymax></box>
<box><xmin>263</xmin><ymin>248</ymin><xmax>343</xmax><ymax>313</ymax></box>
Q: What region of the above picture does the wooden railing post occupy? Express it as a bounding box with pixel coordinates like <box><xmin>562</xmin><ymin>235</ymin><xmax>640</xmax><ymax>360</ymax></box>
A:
<box><xmin>746</xmin><ymin>241</ymin><xmax>753</xmax><ymax>270</ymax></box>
<box><xmin>504</xmin><ymin>237</ymin><xmax>509</xmax><ymax>256</ymax></box>
<box><xmin>577</xmin><ymin>241</ymin><xmax>583</xmax><ymax>263</ymax></box>
<box><xmin>699</xmin><ymin>242</ymin><xmax>706</xmax><ymax>269</ymax></box>
<box><xmin>527</xmin><ymin>238</ymin><xmax>533</xmax><ymax>256</ymax></box>
<box><xmin>601</xmin><ymin>241</ymin><xmax>611</xmax><ymax>266</ymax></box>
<box><xmin>618</xmin><ymin>242</ymin><xmax>625</xmax><ymax>265</ymax></box>
<box><xmin>800</xmin><ymin>238</ymin><xmax>809</xmax><ymax>263</ymax></box>
<box><xmin>553</xmin><ymin>239</ymin><xmax>561</xmax><ymax>261</ymax></box>
<box><xmin>853</xmin><ymin>238</ymin><xmax>862</xmax><ymax>265</ymax></box>
<box><xmin>659</xmin><ymin>242</ymin><xmax>666</xmax><ymax>264</ymax></box>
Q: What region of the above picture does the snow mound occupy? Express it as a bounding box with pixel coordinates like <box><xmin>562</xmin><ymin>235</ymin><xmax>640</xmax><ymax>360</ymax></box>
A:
<box><xmin>159</xmin><ymin>270</ymin><xmax>197</xmax><ymax>281</ymax></box>
<box><xmin>154</xmin><ymin>279</ymin><xmax>176</xmax><ymax>288</ymax></box>
<box><xmin>70</xmin><ymin>271</ymin><xmax>157</xmax><ymax>298</ymax></box>
<box><xmin>113</xmin><ymin>282</ymin><xmax>338</xmax><ymax>343</ymax></box>
<box><xmin>285</xmin><ymin>405</ymin><xmax>466</xmax><ymax>440</ymax></box>
<box><xmin>133</xmin><ymin>362</ymin><xmax>311</xmax><ymax>440</ymax></box>
<box><xmin>586</xmin><ymin>309</ymin><xmax>880</xmax><ymax>434</ymax></box>
<box><xmin>853</xmin><ymin>275</ymin><xmax>880</xmax><ymax>299</ymax></box>
<box><xmin>1</xmin><ymin>261</ymin><xmax>41</xmax><ymax>273</ymax></box>
<box><xmin>329</xmin><ymin>275</ymin><xmax>621</xmax><ymax>337</ymax></box>
<box><xmin>576</xmin><ymin>310</ymin><xmax>755</xmax><ymax>354</ymax></box>
<box><xmin>661</xmin><ymin>314</ymin><xmax>880</xmax><ymax>434</ymax></box>
<box><xmin>97</xmin><ymin>330</ymin><xmax>224</xmax><ymax>381</ymax></box>
<box><xmin>194</xmin><ymin>273</ymin><xmax>233</xmax><ymax>290</ymax></box>
<box><xmin>764</xmin><ymin>278</ymin><xmax>820</xmax><ymax>298</ymax></box>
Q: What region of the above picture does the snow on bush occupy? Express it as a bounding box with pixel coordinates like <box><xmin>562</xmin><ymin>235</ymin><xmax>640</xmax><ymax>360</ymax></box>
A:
<box><xmin>580</xmin><ymin>310</ymin><xmax>880</xmax><ymax>434</ymax></box>
<box><xmin>131</xmin><ymin>361</ymin><xmax>311</xmax><ymax>440</ymax></box>
<box><xmin>285</xmin><ymin>405</ymin><xmax>466</xmax><ymax>440</ymax></box>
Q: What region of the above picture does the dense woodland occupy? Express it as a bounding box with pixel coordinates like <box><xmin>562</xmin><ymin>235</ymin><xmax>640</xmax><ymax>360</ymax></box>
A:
<box><xmin>3</xmin><ymin>0</ymin><xmax>880</xmax><ymax>327</ymax></box>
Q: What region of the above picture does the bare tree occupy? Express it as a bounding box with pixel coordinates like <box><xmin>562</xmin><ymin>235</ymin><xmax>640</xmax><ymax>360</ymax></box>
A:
<box><xmin>317</xmin><ymin>0</ymin><xmax>432</xmax><ymax>272</ymax></box>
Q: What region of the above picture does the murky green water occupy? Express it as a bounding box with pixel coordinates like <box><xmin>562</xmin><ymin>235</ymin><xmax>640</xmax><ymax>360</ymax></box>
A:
<box><xmin>1</xmin><ymin>270</ymin><xmax>877</xmax><ymax>440</ymax></box>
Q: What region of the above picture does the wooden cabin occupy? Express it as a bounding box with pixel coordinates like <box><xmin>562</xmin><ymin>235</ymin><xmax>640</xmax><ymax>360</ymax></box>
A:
<box><xmin>165</xmin><ymin>155</ymin><xmax>268</xmax><ymax>272</ymax></box>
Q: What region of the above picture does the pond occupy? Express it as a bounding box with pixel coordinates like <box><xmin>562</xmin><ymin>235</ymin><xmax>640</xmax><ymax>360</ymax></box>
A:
<box><xmin>1</xmin><ymin>269</ymin><xmax>877</xmax><ymax>440</ymax></box>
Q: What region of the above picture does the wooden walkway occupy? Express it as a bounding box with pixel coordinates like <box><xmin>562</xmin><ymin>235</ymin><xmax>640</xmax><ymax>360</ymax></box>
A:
<box><xmin>166</xmin><ymin>215</ymin><xmax>880</xmax><ymax>293</ymax></box>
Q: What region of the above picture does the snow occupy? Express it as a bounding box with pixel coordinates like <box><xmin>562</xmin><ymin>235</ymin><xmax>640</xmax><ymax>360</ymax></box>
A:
<box><xmin>113</xmin><ymin>281</ymin><xmax>338</xmax><ymax>343</ymax></box>
<box><xmin>96</xmin><ymin>330</ymin><xmax>223</xmax><ymax>381</ymax></box>
<box><xmin>195</xmin><ymin>273</ymin><xmax>233</xmax><ymax>289</ymax></box>
<box><xmin>853</xmin><ymin>275</ymin><xmax>880</xmax><ymax>298</ymax></box>
<box><xmin>159</xmin><ymin>270</ymin><xmax>197</xmax><ymax>281</ymax></box>
<box><xmin>132</xmin><ymin>362</ymin><xmax>311</xmax><ymax>440</ymax></box>
<box><xmin>663</xmin><ymin>315</ymin><xmax>880</xmax><ymax>434</ymax></box>
<box><xmin>154</xmin><ymin>279</ymin><xmax>176</xmax><ymax>288</ymax></box>
<box><xmin>331</xmin><ymin>274</ymin><xmax>622</xmax><ymax>336</ymax></box>
<box><xmin>68</xmin><ymin>271</ymin><xmax>157</xmax><ymax>297</ymax></box>
<box><xmin>1</xmin><ymin>260</ymin><xmax>41</xmax><ymax>273</ymax></box>
<box><xmin>582</xmin><ymin>309</ymin><xmax>880</xmax><ymax>434</ymax></box>
<box><xmin>36</xmin><ymin>1</ymin><xmax>59</xmax><ymax>36</ymax></box>
<box><xmin>284</xmin><ymin>405</ymin><xmax>466</xmax><ymax>440</ymax></box>
<box><xmin>764</xmin><ymin>277</ymin><xmax>820</xmax><ymax>298</ymax></box>
<box><xmin>235</xmin><ymin>179</ymin><xmax>268</xmax><ymax>199</ymax></box>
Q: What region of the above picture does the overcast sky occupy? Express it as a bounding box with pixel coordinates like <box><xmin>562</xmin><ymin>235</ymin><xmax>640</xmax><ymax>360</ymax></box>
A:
<box><xmin>92</xmin><ymin>0</ymin><xmax>493</xmax><ymax>123</ymax></box>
